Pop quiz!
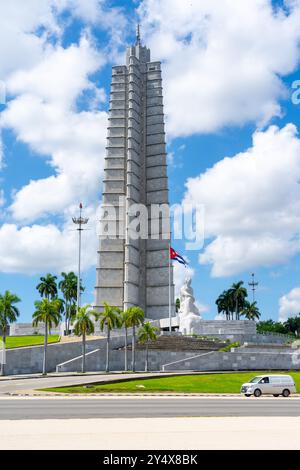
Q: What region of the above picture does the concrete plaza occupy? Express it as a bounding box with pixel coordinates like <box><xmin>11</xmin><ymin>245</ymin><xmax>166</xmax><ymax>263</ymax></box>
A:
<box><xmin>0</xmin><ymin>416</ymin><xmax>300</xmax><ymax>450</ymax></box>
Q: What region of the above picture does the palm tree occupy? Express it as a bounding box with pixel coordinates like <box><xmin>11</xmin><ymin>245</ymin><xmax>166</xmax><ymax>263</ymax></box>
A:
<box><xmin>138</xmin><ymin>322</ymin><xmax>159</xmax><ymax>372</ymax></box>
<box><xmin>98</xmin><ymin>302</ymin><xmax>121</xmax><ymax>373</ymax></box>
<box><xmin>52</xmin><ymin>297</ymin><xmax>64</xmax><ymax>335</ymax></box>
<box><xmin>241</xmin><ymin>301</ymin><xmax>261</xmax><ymax>321</ymax></box>
<box><xmin>229</xmin><ymin>281</ymin><xmax>248</xmax><ymax>320</ymax></box>
<box><xmin>36</xmin><ymin>274</ymin><xmax>58</xmax><ymax>300</ymax></box>
<box><xmin>32</xmin><ymin>298</ymin><xmax>61</xmax><ymax>375</ymax></box>
<box><xmin>127</xmin><ymin>306</ymin><xmax>145</xmax><ymax>372</ymax></box>
<box><xmin>121</xmin><ymin>309</ymin><xmax>131</xmax><ymax>371</ymax></box>
<box><xmin>58</xmin><ymin>272</ymin><xmax>78</xmax><ymax>335</ymax></box>
<box><xmin>73</xmin><ymin>305</ymin><xmax>96</xmax><ymax>373</ymax></box>
<box><xmin>216</xmin><ymin>290</ymin><xmax>233</xmax><ymax>320</ymax></box>
<box><xmin>284</xmin><ymin>315</ymin><xmax>300</xmax><ymax>336</ymax></box>
<box><xmin>217</xmin><ymin>290</ymin><xmax>235</xmax><ymax>320</ymax></box>
<box><xmin>68</xmin><ymin>302</ymin><xmax>77</xmax><ymax>328</ymax></box>
<box><xmin>0</xmin><ymin>291</ymin><xmax>20</xmax><ymax>376</ymax></box>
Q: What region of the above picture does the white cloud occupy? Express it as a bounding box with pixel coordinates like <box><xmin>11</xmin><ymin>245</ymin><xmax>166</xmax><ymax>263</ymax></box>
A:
<box><xmin>0</xmin><ymin>204</ymin><xmax>99</xmax><ymax>274</ymax></box>
<box><xmin>139</xmin><ymin>0</ymin><xmax>300</xmax><ymax>137</ymax></box>
<box><xmin>0</xmin><ymin>1</ymin><xmax>129</xmax><ymax>275</ymax></box>
<box><xmin>183</xmin><ymin>123</ymin><xmax>300</xmax><ymax>276</ymax></box>
<box><xmin>8</xmin><ymin>37</ymin><xmax>105</xmax><ymax>107</ymax></box>
<box><xmin>0</xmin><ymin>1</ymin><xmax>60</xmax><ymax>80</ymax></box>
<box><xmin>1</xmin><ymin>35</ymin><xmax>107</xmax><ymax>222</ymax></box>
<box><xmin>279</xmin><ymin>287</ymin><xmax>300</xmax><ymax>321</ymax></box>
<box><xmin>53</xmin><ymin>0</ymin><xmax>102</xmax><ymax>22</ymax></box>
<box><xmin>0</xmin><ymin>0</ymin><xmax>127</xmax><ymax>82</ymax></box>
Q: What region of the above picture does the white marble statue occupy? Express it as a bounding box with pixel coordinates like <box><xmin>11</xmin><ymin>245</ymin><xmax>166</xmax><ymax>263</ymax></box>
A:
<box><xmin>178</xmin><ymin>277</ymin><xmax>202</xmax><ymax>335</ymax></box>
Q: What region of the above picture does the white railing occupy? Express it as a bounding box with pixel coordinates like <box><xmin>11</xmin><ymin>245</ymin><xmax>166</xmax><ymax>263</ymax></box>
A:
<box><xmin>56</xmin><ymin>348</ymin><xmax>100</xmax><ymax>372</ymax></box>
<box><xmin>161</xmin><ymin>351</ymin><xmax>215</xmax><ymax>372</ymax></box>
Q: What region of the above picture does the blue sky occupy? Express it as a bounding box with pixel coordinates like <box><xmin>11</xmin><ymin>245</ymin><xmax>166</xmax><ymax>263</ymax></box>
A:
<box><xmin>1</xmin><ymin>0</ymin><xmax>300</xmax><ymax>323</ymax></box>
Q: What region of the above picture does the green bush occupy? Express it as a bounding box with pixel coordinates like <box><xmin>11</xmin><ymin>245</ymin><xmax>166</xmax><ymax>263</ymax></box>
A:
<box><xmin>219</xmin><ymin>341</ymin><xmax>241</xmax><ymax>352</ymax></box>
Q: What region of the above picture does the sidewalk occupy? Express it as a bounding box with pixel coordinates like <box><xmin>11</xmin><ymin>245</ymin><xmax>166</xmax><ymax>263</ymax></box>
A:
<box><xmin>1</xmin><ymin>417</ymin><xmax>300</xmax><ymax>449</ymax></box>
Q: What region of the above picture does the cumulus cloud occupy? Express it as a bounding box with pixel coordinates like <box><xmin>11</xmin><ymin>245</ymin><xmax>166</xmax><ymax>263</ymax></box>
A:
<box><xmin>1</xmin><ymin>36</ymin><xmax>107</xmax><ymax>222</ymax></box>
<box><xmin>0</xmin><ymin>218</ymin><xmax>97</xmax><ymax>274</ymax></box>
<box><xmin>279</xmin><ymin>287</ymin><xmax>300</xmax><ymax>321</ymax></box>
<box><xmin>0</xmin><ymin>0</ymin><xmax>128</xmax><ymax>81</ymax></box>
<box><xmin>0</xmin><ymin>0</ymin><xmax>130</xmax><ymax>273</ymax></box>
<box><xmin>183</xmin><ymin>123</ymin><xmax>300</xmax><ymax>276</ymax></box>
<box><xmin>139</xmin><ymin>0</ymin><xmax>300</xmax><ymax>137</ymax></box>
<box><xmin>0</xmin><ymin>1</ymin><xmax>59</xmax><ymax>80</ymax></box>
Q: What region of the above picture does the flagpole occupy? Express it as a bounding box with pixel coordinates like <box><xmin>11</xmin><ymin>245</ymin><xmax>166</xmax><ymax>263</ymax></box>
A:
<box><xmin>169</xmin><ymin>243</ymin><xmax>171</xmax><ymax>333</ymax></box>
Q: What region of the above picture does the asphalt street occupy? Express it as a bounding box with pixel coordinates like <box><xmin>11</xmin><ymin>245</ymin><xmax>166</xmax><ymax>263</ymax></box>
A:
<box><xmin>0</xmin><ymin>397</ymin><xmax>299</xmax><ymax>419</ymax></box>
<box><xmin>0</xmin><ymin>372</ymin><xmax>172</xmax><ymax>394</ymax></box>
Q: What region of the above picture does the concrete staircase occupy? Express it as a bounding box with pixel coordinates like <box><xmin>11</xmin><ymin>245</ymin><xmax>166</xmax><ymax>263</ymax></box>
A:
<box><xmin>125</xmin><ymin>335</ymin><xmax>227</xmax><ymax>352</ymax></box>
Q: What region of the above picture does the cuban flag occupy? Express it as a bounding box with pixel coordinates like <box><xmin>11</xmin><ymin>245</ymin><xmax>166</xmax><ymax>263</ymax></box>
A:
<box><xmin>170</xmin><ymin>247</ymin><xmax>187</xmax><ymax>266</ymax></box>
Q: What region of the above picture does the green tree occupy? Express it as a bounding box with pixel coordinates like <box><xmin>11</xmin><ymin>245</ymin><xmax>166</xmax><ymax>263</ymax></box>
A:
<box><xmin>68</xmin><ymin>302</ymin><xmax>77</xmax><ymax>327</ymax></box>
<box><xmin>58</xmin><ymin>272</ymin><xmax>79</xmax><ymax>335</ymax></box>
<box><xmin>256</xmin><ymin>319</ymin><xmax>288</xmax><ymax>335</ymax></box>
<box><xmin>121</xmin><ymin>309</ymin><xmax>131</xmax><ymax>371</ymax></box>
<box><xmin>138</xmin><ymin>322</ymin><xmax>159</xmax><ymax>372</ymax></box>
<box><xmin>98</xmin><ymin>302</ymin><xmax>121</xmax><ymax>373</ymax></box>
<box><xmin>175</xmin><ymin>298</ymin><xmax>180</xmax><ymax>313</ymax></box>
<box><xmin>241</xmin><ymin>301</ymin><xmax>261</xmax><ymax>321</ymax></box>
<box><xmin>0</xmin><ymin>291</ymin><xmax>21</xmax><ymax>376</ymax></box>
<box><xmin>229</xmin><ymin>281</ymin><xmax>248</xmax><ymax>320</ymax></box>
<box><xmin>216</xmin><ymin>290</ymin><xmax>234</xmax><ymax>320</ymax></box>
<box><xmin>73</xmin><ymin>305</ymin><xmax>96</xmax><ymax>373</ymax></box>
<box><xmin>36</xmin><ymin>274</ymin><xmax>58</xmax><ymax>300</ymax></box>
<box><xmin>127</xmin><ymin>306</ymin><xmax>145</xmax><ymax>372</ymax></box>
<box><xmin>32</xmin><ymin>298</ymin><xmax>61</xmax><ymax>375</ymax></box>
<box><xmin>284</xmin><ymin>315</ymin><xmax>300</xmax><ymax>336</ymax></box>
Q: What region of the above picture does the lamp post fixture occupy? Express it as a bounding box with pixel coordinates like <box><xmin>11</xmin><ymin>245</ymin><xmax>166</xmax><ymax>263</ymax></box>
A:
<box><xmin>72</xmin><ymin>203</ymin><xmax>89</xmax><ymax>312</ymax></box>
<box><xmin>248</xmin><ymin>273</ymin><xmax>259</xmax><ymax>303</ymax></box>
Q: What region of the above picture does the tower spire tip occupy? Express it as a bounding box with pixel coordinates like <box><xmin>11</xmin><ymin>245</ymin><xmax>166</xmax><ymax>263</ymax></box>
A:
<box><xmin>136</xmin><ymin>23</ymin><xmax>141</xmax><ymax>45</ymax></box>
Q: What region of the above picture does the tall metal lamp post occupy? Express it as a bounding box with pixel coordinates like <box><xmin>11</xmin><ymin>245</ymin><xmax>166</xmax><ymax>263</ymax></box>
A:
<box><xmin>248</xmin><ymin>273</ymin><xmax>259</xmax><ymax>303</ymax></box>
<box><xmin>72</xmin><ymin>203</ymin><xmax>89</xmax><ymax>312</ymax></box>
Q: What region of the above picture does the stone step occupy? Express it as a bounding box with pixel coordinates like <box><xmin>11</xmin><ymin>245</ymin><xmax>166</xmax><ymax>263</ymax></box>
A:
<box><xmin>123</xmin><ymin>335</ymin><xmax>227</xmax><ymax>352</ymax></box>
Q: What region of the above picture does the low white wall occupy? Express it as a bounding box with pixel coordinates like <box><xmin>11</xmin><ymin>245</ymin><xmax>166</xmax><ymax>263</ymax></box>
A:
<box><xmin>9</xmin><ymin>323</ymin><xmax>61</xmax><ymax>336</ymax></box>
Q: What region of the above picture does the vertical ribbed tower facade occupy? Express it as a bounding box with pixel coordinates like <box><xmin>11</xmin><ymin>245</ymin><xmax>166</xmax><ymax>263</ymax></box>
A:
<box><xmin>95</xmin><ymin>31</ymin><xmax>174</xmax><ymax>320</ymax></box>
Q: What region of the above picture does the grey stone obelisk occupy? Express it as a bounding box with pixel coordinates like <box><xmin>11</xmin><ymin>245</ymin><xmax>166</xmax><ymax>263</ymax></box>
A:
<box><xmin>95</xmin><ymin>29</ymin><xmax>174</xmax><ymax>320</ymax></box>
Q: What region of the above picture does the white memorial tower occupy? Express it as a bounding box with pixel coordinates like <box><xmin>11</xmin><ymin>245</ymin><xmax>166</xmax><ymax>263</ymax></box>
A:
<box><xmin>95</xmin><ymin>27</ymin><xmax>174</xmax><ymax>320</ymax></box>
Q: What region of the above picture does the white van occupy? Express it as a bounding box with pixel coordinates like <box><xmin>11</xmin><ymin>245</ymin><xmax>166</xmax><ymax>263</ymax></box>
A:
<box><xmin>240</xmin><ymin>375</ymin><xmax>296</xmax><ymax>397</ymax></box>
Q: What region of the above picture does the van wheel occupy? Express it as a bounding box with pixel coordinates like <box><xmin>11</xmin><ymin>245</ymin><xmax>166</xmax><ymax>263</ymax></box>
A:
<box><xmin>282</xmin><ymin>389</ymin><xmax>290</xmax><ymax>397</ymax></box>
<box><xmin>254</xmin><ymin>389</ymin><xmax>262</xmax><ymax>397</ymax></box>
<box><xmin>273</xmin><ymin>394</ymin><xmax>279</xmax><ymax>397</ymax></box>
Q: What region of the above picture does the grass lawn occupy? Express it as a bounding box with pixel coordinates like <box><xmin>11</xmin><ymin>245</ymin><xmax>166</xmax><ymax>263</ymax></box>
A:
<box><xmin>41</xmin><ymin>371</ymin><xmax>300</xmax><ymax>394</ymax></box>
<box><xmin>5</xmin><ymin>335</ymin><xmax>60</xmax><ymax>349</ymax></box>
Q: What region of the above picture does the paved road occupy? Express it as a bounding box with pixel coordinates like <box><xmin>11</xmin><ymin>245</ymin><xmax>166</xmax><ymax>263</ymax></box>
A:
<box><xmin>0</xmin><ymin>371</ymin><xmax>246</xmax><ymax>395</ymax></box>
<box><xmin>1</xmin><ymin>397</ymin><xmax>300</xmax><ymax>419</ymax></box>
<box><xmin>0</xmin><ymin>372</ymin><xmax>174</xmax><ymax>394</ymax></box>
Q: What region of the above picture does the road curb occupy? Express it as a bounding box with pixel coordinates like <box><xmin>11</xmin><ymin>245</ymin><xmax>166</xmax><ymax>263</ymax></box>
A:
<box><xmin>4</xmin><ymin>392</ymin><xmax>300</xmax><ymax>398</ymax></box>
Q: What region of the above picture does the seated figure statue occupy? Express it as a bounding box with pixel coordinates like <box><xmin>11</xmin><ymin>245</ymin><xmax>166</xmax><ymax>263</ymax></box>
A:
<box><xmin>178</xmin><ymin>277</ymin><xmax>202</xmax><ymax>335</ymax></box>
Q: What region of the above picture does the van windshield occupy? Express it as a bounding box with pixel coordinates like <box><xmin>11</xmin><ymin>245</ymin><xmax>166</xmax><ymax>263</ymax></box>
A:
<box><xmin>249</xmin><ymin>376</ymin><xmax>262</xmax><ymax>383</ymax></box>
